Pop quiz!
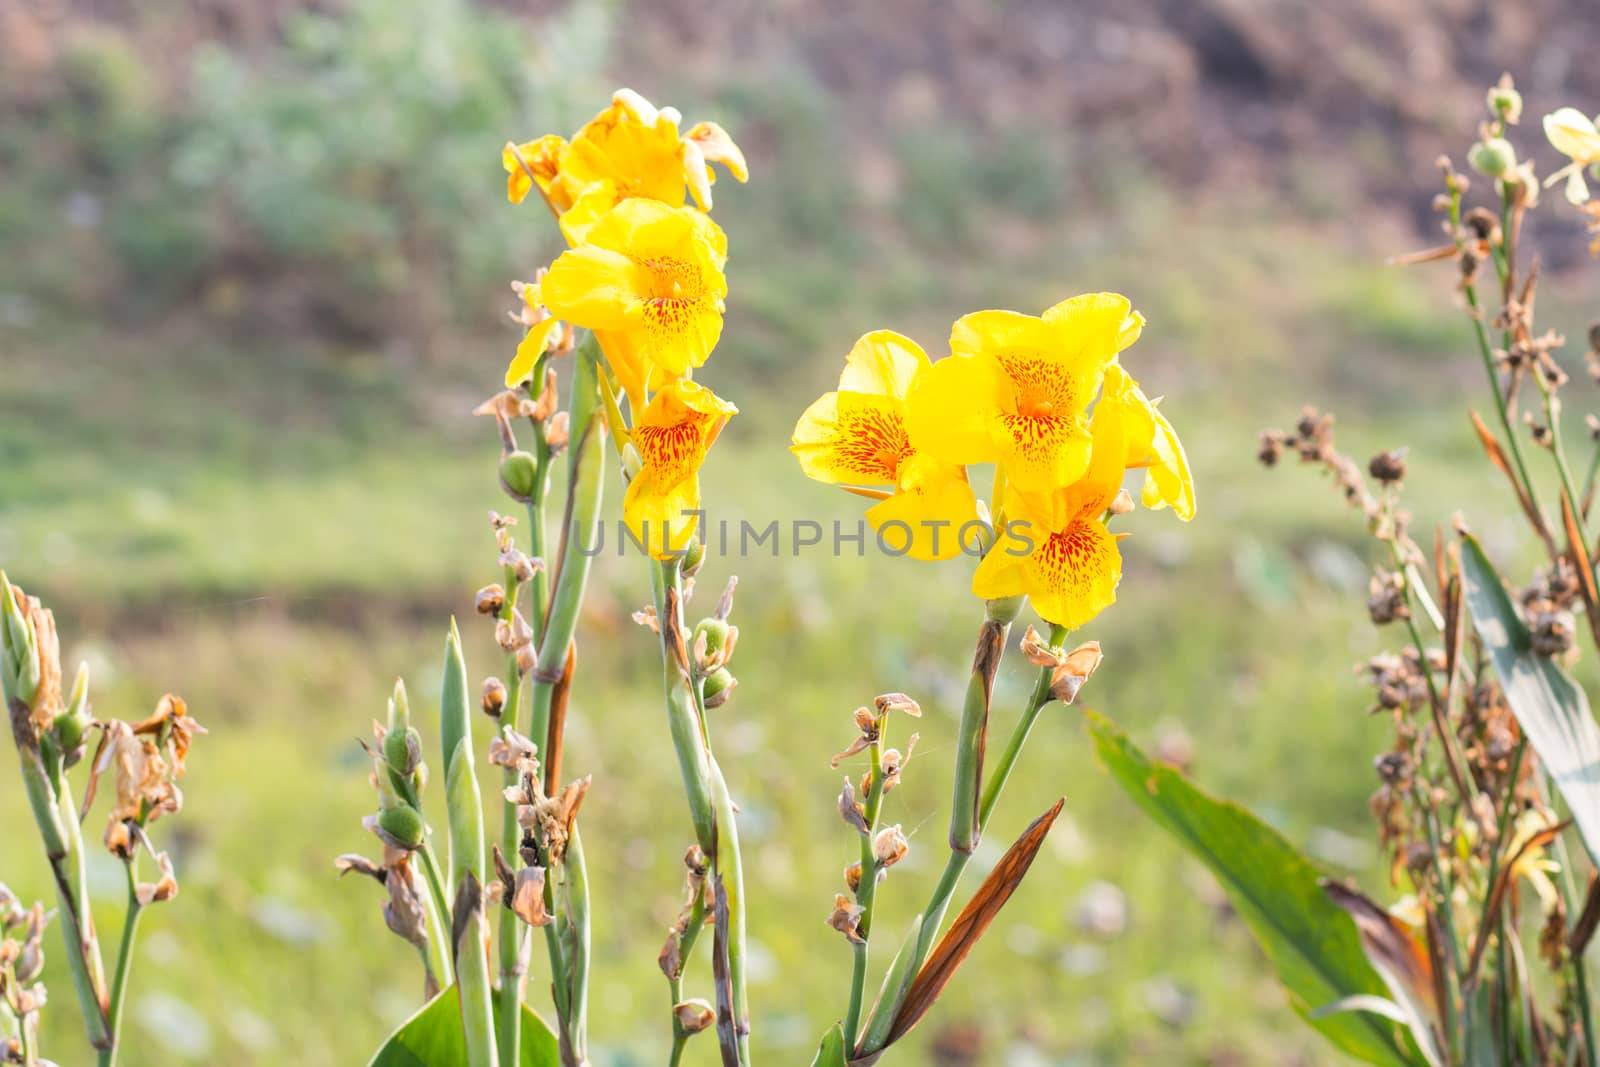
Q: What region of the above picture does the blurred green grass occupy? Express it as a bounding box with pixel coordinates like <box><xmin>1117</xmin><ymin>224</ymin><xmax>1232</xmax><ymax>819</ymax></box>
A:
<box><xmin>4</xmin><ymin>3</ymin><xmax>1600</xmax><ymax>1064</ymax></box>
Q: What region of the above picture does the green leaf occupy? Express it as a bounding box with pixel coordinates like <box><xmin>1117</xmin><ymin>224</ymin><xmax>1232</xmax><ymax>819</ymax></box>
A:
<box><xmin>368</xmin><ymin>984</ymin><xmax>560</xmax><ymax>1067</ymax></box>
<box><xmin>809</xmin><ymin>1023</ymin><xmax>848</xmax><ymax>1067</ymax></box>
<box><xmin>1460</xmin><ymin>533</ymin><xmax>1600</xmax><ymax>864</ymax></box>
<box><xmin>1087</xmin><ymin>713</ymin><xmax>1416</xmax><ymax>1067</ymax></box>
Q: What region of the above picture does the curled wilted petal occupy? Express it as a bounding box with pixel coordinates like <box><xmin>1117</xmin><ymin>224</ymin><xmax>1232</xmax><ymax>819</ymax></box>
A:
<box><xmin>487</xmin><ymin>728</ymin><xmax>538</xmax><ymax>769</ymax></box>
<box><xmin>632</xmin><ymin>605</ymin><xmax>660</xmax><ymax>633</ymax></box>
<box><xmin>545</xmin><ymin>410</ymin><xmax>570</xmax><ymax>451</ymax></box>
<box><xmin>15</xmin><ymin>903</ymin><xmax>46</xmax><ymax>983</ymax></box>
<box><xmin>134</xmin><ymin>852</ymin><xmax>179</xmax><ymax>906</ymax></box>
<box><xmin>827</xmin><ymin>893</ymin><xmax>864</xmax><ymax>944</ymax></box>
<box><xmin>335</xmin><ymin>854</ymin><xmax>387</xmax><ymax>883</ymax></box>
<box><xmin>383</xmin><ymin>864</ymin><xmax>431</xmax><ymax>949</ymax></box>
<box><xmin>673</xmin><ymin>998</ymin><xmax>716</xmax><ymax>1034</ymax></box>
<box><xmin>473</xmin><ymin>390</ymin><xmax>541</xmax><ymax>419</ymax></box>
<box><xmin>1050</xmin><ymin>641</ymin><xmax>1103</xmax><ymax>705</ymax></box>
<box><xmin>874</xmin><ymin>692</ymin><xmax>921</xmax><ymax>717</ymax></box>
<box><xmin>510</xmin><ymin>866</ymin><xmax>551</xmax><ymax>928</ymax></box>
<box><xmin>844</xmin><ymin>861</ymin><xmax>863</xmax><ymax>894</ymax></box>
<box><xmin>1019</xmin><ymin>625</ymin><xmax>1058</xmax><ymax>667</ymax></box>
<box><xmin>838</xmin><ymin>778</ymin><xmax>869</xmax><ymax>834</ymax></box>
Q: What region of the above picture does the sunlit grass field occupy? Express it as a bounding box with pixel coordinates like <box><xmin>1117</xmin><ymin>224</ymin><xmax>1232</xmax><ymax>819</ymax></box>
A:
<box><xmin>3</xmin><ymin>189</ymin><xmax>1593</xmax><ymax>1066</ymax></box>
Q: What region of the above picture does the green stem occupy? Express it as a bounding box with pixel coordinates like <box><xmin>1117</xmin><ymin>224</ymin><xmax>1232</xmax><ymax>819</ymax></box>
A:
<box><xmin>98</xmin><ymin>861</ymin><xmax>145</xmax><ymax>1067</ymax></box>
<box><xmin>496</xmin><ymin>548</ymin><xmax>533</xmax><ymax>1067</ymax></box>
<box><xmin>708</xmin><ymin>758</ymin><xmax>750</xmax><ymax>1064</ymax></box>
<box><xmin>857</xmin><ymin>603</ymin><xmax>1037</xmax><ymax>1054</ymax></box>
<box><xmin>521</xmin><ymin>337</ymin><xmax>605</xmax><ymax>1065</ymax></box>
<box><xmin>9</xmin><ymin>705</ymin><xmax>111</xmax><ymax>1052</ymax></box>
<box><xmin>842</xmin><ymin>718</ymin><xmax>886</xmax><ymax>1047</ymax></box>
<box><xmin>666</xmin><ymin>892</ymin><xmax>709</xmax><ymax>1065</ymax></box>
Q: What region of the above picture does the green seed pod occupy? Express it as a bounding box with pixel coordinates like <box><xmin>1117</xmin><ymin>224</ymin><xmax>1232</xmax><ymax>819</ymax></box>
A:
<box><xmin>384</xmin><ymin>726</ymin><xmax>423</xmax><ymax>777</ymax></box>
<box><xmin>701</xmin><ymin>667</ymin><xmax>737</xmax><ymax>709</ymax></box>
<box><xmin>377</xmin><ymin>803</ymin><xmax>425</xmax><ymax>849</ymax></box>
<box><xmin>1468</xmin><ymin>137</ymin><xmax>1516</xmax><ymax>178</ymax></box>
<box><xmin>693</xmin><ymin>617</ymin><xmax>731</xmax><ymax>659</ymax></box>
<box><xmin>499</xmin><ymin>450</ymin><xmax>540</xmax><ymax>502</ymax></box>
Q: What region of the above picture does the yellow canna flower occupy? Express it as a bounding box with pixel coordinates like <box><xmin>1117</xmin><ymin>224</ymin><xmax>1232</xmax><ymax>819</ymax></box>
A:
<box><xmin>503</xmin><ymin>135</ymin><xmax>569</xmax><ymax>208</ymax></box>
<box><xmin>507</xmin><ymin>90</ymin><xmax>750</xmax><ymax>243</ymax></box>
<box><xmin>972</xmin><ymin>396</ymin><xmax>1133</xmax><ymax>629</ymax></box>
<box><xmin>905</xmin><ymin>294</ymin><xmax>1143</xmax><ymax>494</ymax></box>
<box><xmin>1099</xmin><ymin>363</ymin><xmax>1195</xmax><ymax>521</ymax></box>
<box><xmin>1543</xmin><ymin>107</ymin><xmax>1600</xmax><ymax>204</ymax></box>
<box><xmin>791</xmin><ymin>331</ymin><xmax>978</xmax><ymax>561</ymax></box>
<box><xmin>625</xmin><ymin>379</ymin><xmax>738</xmax><ymax>559</ymax></box>
<box><xmin>539</xmin><ymin>199</ymin><xmax>729</xmax><ymax>407</ymax></box>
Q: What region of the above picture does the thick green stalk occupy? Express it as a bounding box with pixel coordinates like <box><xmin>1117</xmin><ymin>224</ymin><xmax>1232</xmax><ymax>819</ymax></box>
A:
<box><xmin>708</xmin><ymin>758</ymin><xmax>750</xmax><ymax>1063</ymax></box>
<box><xmin>9</xmin><ymin>701</ymin><xmax>111</xmax><ymax>1052</ymax></box>
<box><xmin>441</xmin><ymin>622</ymin><xmax>499</xmax><ymax>1067</ymax></box>
<box><xmin>99</xmin><ymin>862</ymin><xmax>144</xmax><ymax>1067</ymax></box>
<box><xmin>557</xmin><ymin>826</ymin><xmax>591</xmax><ymax>1066</ymax></box>
<box><xmin>651</xmin><ymin>560</ymin><xmax>716</xmax><ymax>855</ymax></box>
<box><xmin>526</xmin><ymin>336</ymin><xmax>605</xmax><ymax>1066</ymax></box>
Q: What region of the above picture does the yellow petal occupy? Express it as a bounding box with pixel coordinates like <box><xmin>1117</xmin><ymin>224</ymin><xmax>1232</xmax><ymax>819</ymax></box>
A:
<box><xmin>623</xmin><ymin>468</ymin><xmax>701</xmax><ymax>560</ymax></box>
<box><xmin>505</xmin><ymin>318</ymin><xmax>561</xmax><ymax>388</ymax></box>
<box><xmin>838</xmin><ymin>330</ymin><xmax>930</xmax><ymax>397</ymax></box>
<box><xmin>995</xmin><ymin>413</ymin><xmax>1093</xmax><ymax>493</ymax></box>
<box><xmin>1544</xmin><ymin>108</ymin><xmax>1600</xmax><ymax>163</ymax></box>
<box><xmin>685</xmin><ymin>121</ymin><xmax>750</xmax><ymax>183</ymax></box>
<box><xmin>541</xmin><ymin>245</ymin><xmax>643</xmax><ymax>331</ymax></box>
<box><xmin>1139</xmin><ymin>405</ymin><xmax>1196</xmax><ymax>521</ymax></box>
<box><xmin>1022</xmin><ymin>519</ymin><xmax>1123</xmax><ymax>629</ymax></box>
<box><xmin>1567</xmin><ymin>166</ymin><xmax>1592</xmax><ymax>206</ymax></box>
<box><xmin>558</xmin><ymin>180</ymin><xmax>623</xmax><ymax>246</ymax></box>
<box><xmin>791</xmin><ymin>391</ymin><xmax>912</xmax><ymax>486</ymax></box>
<box><xmin>867</xmin><ymin>470</ymin><xmax>980</xmax><ymax>562</ymax></box>
<box><xmin>904</xmin><ymin>351</ymin><xmax>1011</xmax><ymax>468</ymax></box>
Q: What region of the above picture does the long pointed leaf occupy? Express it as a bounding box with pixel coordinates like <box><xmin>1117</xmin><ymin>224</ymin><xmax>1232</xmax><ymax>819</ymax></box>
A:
<box><xmin>368</xmin><ymin>984</ymin><xmax>559</xmax><ymax>1066</ymax></box>
<box><xmin>1087</xmin><ymin>713</ymin><xmax>1415</xmax><ymax>1067</ymax></box>
<box><xmin>1459</xmin><ymin>533</ymin><xmax>1600</xmax><ymax>864</ymax></box>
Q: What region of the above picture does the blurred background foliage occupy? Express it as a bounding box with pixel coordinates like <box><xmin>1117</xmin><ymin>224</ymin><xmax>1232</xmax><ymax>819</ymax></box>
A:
<box><xmin>3</xmin><ymin>0</ymin><xmax>1600</xmax><ymax>1064</ymax></box>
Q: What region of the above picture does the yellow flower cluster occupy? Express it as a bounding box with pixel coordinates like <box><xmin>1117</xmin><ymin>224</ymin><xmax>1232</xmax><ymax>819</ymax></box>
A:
<box><xmin>505</xmin><ymin>90</ymin><xmax>749</xmax><ymax>558</ymax></box>
<box><xmin>792</xmin><ymin>295</ymin><xmax>1194</xmax><ymax>629</ymax></box>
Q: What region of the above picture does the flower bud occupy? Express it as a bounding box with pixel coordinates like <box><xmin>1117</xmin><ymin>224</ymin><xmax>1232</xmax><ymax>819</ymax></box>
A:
<box><xmin>680</xmin><ymin>537</ymin><xmax>706</xmax><ymax>578</ymax></box>
<box><xmin>384</xmin><ymin>726</ymin><xmax>423</xmax><ymax>777</ymax></box>
<box><xmin>1487</xmin><ymin>81</ymin><xmax>1522</xmax><ymax>124</ymax></box>
<box><xmin>701</xmin><ymin>667</ymin><xmax>737</xmax><ymax>709</ymax></box>
<box><xmin>385</xmin><ymin>682</ymin><xmax>413</xmax><ymax>744</ymax></box>
<box><xmin>499</xmin><ymin>450</ymin><xmax>540</xmax><ymax>502</ymax></box>
<box><xmin>1468</xmin><ymin>137</ymin><xmax>1516</xmax><ymax>178</ymax></box>
<box><xmin>376</xmin><ymin>803</ymin><xmax>425</xmax><ymax>850</ymax></box>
